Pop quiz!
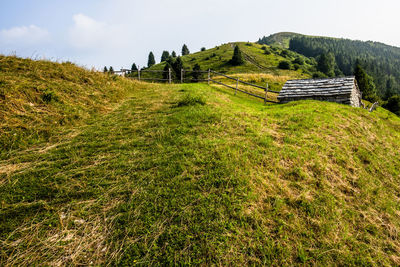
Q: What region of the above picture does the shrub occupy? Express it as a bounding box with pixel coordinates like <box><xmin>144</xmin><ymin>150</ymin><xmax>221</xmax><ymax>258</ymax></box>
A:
<box><xmin>280</xmin><ymin>50</ymin><xmax>290</xmax><ymax>58</ymax></box>
<box><xmin>293</xmin><ymin>57</ymin><xmax>305</xmax><ymax>65</ymax></box>
<box><xmin>312</xmin><ymin>72</ymin><xmax>328</xmax><ymax>78</ymax></box>
<box><xmin>42</xmin><ymin>90</ymin><xmax>58</xmax><ymax>103</ymax></box>
<box><xmin>383</xmin><ymin>95</ymin><xmax>400</xmax><ymax>115</ymax></box>
<box><xmin>278</xmin><ymin>60</ymin><xmax>291</xmax><ymax>70</ymax></box>
<box><xmin>201</xmin><ymin>47</ymin><xmax>206</xmax><ymax>51</ymax></box>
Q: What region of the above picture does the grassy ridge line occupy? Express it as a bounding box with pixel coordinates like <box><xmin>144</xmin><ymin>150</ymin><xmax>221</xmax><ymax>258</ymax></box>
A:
<box><xmin>2</xmin><ymin>81</ymin><xmax>400</xmax><ymax>265</ymax></box>
<box><xmin>0</xmin><ymin>55</ymin><xmax>136</xmax><ymax>156</ymax></box>
<box><xmin>142</xmin><ymin>42</ymin><xmax>313</xmax><ymax>78</ymax></box>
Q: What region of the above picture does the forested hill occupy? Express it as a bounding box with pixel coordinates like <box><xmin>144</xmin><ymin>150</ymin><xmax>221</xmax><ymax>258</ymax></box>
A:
<box><xmin>258</xmin><ymin>33</ymin><xmax>400</xmax><ymax>99</ymax></box>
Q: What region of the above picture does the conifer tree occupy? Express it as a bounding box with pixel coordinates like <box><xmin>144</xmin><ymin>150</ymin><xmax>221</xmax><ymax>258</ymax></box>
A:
<box><xmin>109</xmin><ymin>66</ymin><xmax>114</xmax><ymax>74</ymax></box>
<box><xmin>147</xmin><ymin>52</ymin><xmax>156</xmax><ymax>67</ymax></box>
<box><xmin>317</xmin><ymin>52</ymin><xmax>336</xmax><ymax>77</ymax></box>
<box><xmin>171</xmin><ymin>51</ymin><xmax>177</xmax><ymax>58</ymax></box>
<box><xmin>182</xmin><ymin>44</ymin><xmax>190</xmax><ymax>56</ymax></box>
<box><xmin>174</xmin><ymin>57</ymin><xmax>184</xmax><ymax>80</ymax></box>
<box><xmin>131</xmin><ymin>63</ymin><xmax>138</xmax><ymax>71</ymax></box>
<box><xmin>103</xmin><ymin>66</ymin><xmax>108</xmax><ymax>73</ymax></box>
<box><xmin>192</xmin><ymin>63</ymin><xmax>201</xmax><ymax>82</ymax></box>
<box><xmin>230</xmin><ymin>45</ymin><xmax>244</xmax><ymax>66</ymax></box>
<box><xmin>354</xmin><ymin>64</ymin><xmax>378</xmax><ymax>102</ymax></box>
<box><xmin>163</xmin><ymin>62</ymin><xmax>172</xmax><ymax>81</ymax></box>
<box><xmin>161</xmin><ymin>51</ymin><xmax>170</xmax><ymax>62</ymax></box>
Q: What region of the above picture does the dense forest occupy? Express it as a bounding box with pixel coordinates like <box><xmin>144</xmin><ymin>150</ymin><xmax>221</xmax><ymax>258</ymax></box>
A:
<box><xmin>258</xmin><ymin>34</ymin><xmax>400</xmax><ymax>99</ymax></box>
<box><xmin>288</xmin><ymin>36</ymin><xmax>400</xmax><ymax>99</ymax></box>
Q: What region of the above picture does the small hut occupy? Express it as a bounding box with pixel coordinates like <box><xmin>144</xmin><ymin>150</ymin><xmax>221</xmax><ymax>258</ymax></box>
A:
<box><xmin>278</xmin><ymin>77</ymin><xmax>362</xmax><ymax>107</ymax></box>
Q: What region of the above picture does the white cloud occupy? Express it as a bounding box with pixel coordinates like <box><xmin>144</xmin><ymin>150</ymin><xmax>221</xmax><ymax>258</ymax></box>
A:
<box><xmin>68</xmin><ymin>14</ymin><xmax>128</xmax><ymax>50</ymax></box>
<box><xmin>0</xmin><ymin>25</ymin><xmax>49</xmax><ymax>45</ymax></box>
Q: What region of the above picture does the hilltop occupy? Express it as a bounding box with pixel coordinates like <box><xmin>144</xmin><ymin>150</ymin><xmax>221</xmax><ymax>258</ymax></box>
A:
<box><xmin>257</xmin><ymin>32</ymin><xmax>303</xmax><ymax>48</ymax></box>
<box><xmin>1</xmin><ymin>57</ymin><xmax>400</xmax><ymax>265</ymax></box>
<box><xmin>137</xmin><ymin>42</ymin><xmax>318</xmax><ymax>93</ymax></box>
<box><xmin>144</xmin><ymin>42</ymin><xmax>315</xmax><ymax>76</ymax></box>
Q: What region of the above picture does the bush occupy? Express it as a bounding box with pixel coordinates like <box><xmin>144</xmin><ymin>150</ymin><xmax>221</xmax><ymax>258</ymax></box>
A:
<box><xmin>261</xmin><ymin>46</ymin><xmax>267</xmax><ymax>51</ymax></box>
<box><xmin>278</xmin><ymin>60</ymin><xmax>291</xmax><ymax>70</ymax></box>
<box><xmin>280</xmin><ymin>50</ymin><xmax>290</xmax><ymax>58</ymax></box>
<box><xmin>293</xmin><ymin>57</ymin><xmax>305</xmax><ymax>65</ymax></box>
<box><xmin>312</xmin><ymin>72</ymin><xmax>328</xmax><ymax>78</ymax></box>
<box><xmin>201</xmin><ymin>47</ymin><xmax>206</xmax><ymax>51</ymax></box>
<box><xmin>42</xmin><ymin>90</ymin><xmax>58</xmax><ymax>103</ymax></box>
<box><xmin>382</xmin><ymin>95</ymin><xmax>400</xmax><ymax>115</ymax></box>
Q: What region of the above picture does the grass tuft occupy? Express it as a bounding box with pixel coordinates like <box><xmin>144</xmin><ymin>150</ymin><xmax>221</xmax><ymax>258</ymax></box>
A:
<box><xmin>176</xmin><ymin>93</ymin><xmax>206</xmax><ymax>107</ymax></box>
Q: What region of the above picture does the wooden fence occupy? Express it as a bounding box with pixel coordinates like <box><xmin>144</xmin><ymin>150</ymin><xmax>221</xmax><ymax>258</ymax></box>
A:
<box><xmin>111</xmin><ymin>68</ymin><xmax>280</xmax><ymax>103</ymax></box>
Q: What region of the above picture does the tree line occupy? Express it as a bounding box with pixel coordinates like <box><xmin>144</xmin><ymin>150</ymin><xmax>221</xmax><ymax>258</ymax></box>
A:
<box><xmin>285</xmin><ymin>36</ymin><xmax>400</xmax><ymax>115</ymax></box>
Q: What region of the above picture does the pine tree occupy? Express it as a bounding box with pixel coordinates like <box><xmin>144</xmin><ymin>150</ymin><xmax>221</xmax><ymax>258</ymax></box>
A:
<box><xmin>161</xmin><ymin>51</ymin><xmax>170</xmax><ymax>62</ymax></box>
<box><xmin>163</xmin><ymin>60</ymin><xmax>173</xmax><ymax>81</ymax></box>
<box><xmin>182</xmin><ymin>44</ymin><xmax>190</xmax><ymax>56</ymax></box>
<box><xmin>171</xmin><ymin>51</ymin><xmax>177</xmax><ymax>58</ymax></box>
<box><xmin>354</xmin><ymin>64</ymin><xmax>378</xmax><ymax>102</ymax></box>
<box><xmin>317</xmin><ymin>52</ymin><xmax>336</xmax><ymax>77</ymax></box>
<box><xmin>131</xmin><ymin>63</ymin><xmax>138</xmax><ymax>71</ymax></box>
<box><xmin>109</xmin><ymin>66</ymin><xmax>114</xmax><ymax>74</ymax></box>
<box><xmin>147</xmin><ymin>52</ymin><xmax>155</xmax><ymax>67</ymax></box>
<box><xmin>192</xmin><ymin>63</ymin><xmax>201</xmax><ymax>82</ymax></box>
<box><xmin>230</xmin><ymin>45</ymin><xmax>244</xmax><ymax>66</ymax></box>
<box><xmin>103</xmin><ymin>66</ymin><xmax>108</xmax><ymax>73</ymax></box>
<box><xmin>174</xmin><ymin>57</ymin><xmax>184</xmax><ymax>80</ymax></box>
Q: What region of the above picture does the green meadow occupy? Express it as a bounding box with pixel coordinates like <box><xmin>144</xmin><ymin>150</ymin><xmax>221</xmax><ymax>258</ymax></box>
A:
<box><xmin>1</xmin><ymin>56</ymin><xmax>400</xmax><ymax>266</ymax></box>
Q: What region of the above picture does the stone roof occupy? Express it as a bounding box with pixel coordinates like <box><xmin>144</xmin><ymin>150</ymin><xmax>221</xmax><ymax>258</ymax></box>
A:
<box><xmin>278</xmin><ymin>77</ymin><xmax>357</xmax><ymax>99</ymax></box>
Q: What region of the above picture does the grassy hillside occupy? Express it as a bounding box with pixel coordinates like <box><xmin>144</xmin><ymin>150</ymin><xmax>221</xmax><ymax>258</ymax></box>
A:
<box><xmin>0</xmin><ymin>55</ymin><xmax>136</xmax><ymax>154</ymax></box>
<box><xmin>2</xmin><ymin>58</ymin><xmax>400</xmax><ymax>265</ymax></box>
<box><xmin>140</xmin><ymin>42</ymin><xmax>315</xmax><ymax>87</ymax></box>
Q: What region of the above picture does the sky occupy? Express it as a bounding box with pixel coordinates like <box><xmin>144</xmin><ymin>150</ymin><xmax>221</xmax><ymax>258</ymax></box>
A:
<box><xmin>1</xmin><ymin>0</ymin><xmax>400</xmax><ymax>70</ymax></box>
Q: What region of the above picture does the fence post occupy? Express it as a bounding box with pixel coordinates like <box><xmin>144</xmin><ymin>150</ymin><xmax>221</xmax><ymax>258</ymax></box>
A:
<box><xmin>168</xmin><ymin>68</ymin><xmax>171</xmax><ymax>84</ymax></box>
<box><xmin>264</xmin><ymin>83</ymin><xmax>269</xmax><ymax>104</ymax></box>
<box><xmin>138</xmin><ymin>66</ymin><xmax>141</xmax><ymax>81</ymax></box>
<box><xmin>235</xmin><ymin>78</ymin><xmax>239</xmax><ymax>95</ymax></box>
<box><xmin>208</xmin><ymin>69</ymin><xmax>211</xmax><ymax>85</ymax></box>
<box><xmin>181</xmin><ymin>69</ymin><xmax>183</xmax><ymax>83</ymax></box>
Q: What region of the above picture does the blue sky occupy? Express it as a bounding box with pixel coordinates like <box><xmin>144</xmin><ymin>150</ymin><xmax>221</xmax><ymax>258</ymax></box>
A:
<box><xmin>1</xmin><ymin>0</ymin><xmax>400</xmax><ymax>70</ymax></box>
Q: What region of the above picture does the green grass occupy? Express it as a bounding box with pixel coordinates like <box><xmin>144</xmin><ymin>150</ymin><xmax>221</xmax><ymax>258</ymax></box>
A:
<box><xmin>2</xmin><ymin>62</ymin><xmax>400</xmax><ymax>265</ymax></box>
<box><xmin>0</xmin><ymin>55</ymin><xmax>136</xmax><ymax>154</ymax></box>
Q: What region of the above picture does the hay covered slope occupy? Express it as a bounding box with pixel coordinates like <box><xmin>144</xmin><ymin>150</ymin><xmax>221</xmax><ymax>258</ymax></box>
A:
<box><xmin>1</xmin><ymin>57</ymin><xmax>400</xmax><ymax>265</ymax></box>
<box><xmin>0</xmin><ymin>55</ymin><xmax>134</xmax><ymax>152</ymax></box>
